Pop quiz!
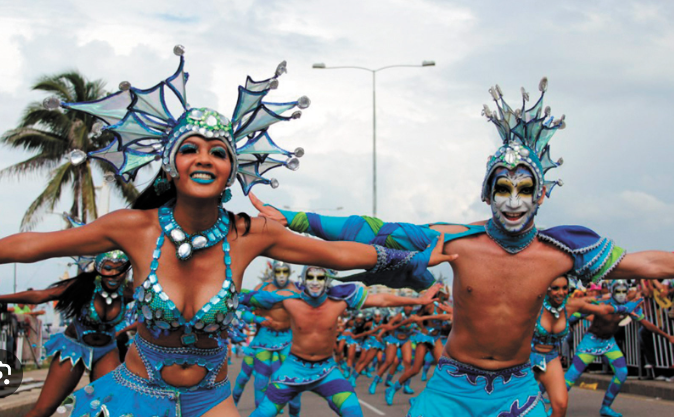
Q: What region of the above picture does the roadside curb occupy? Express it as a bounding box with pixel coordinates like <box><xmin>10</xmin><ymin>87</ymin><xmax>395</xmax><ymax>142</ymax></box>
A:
<box><xmin>578</xmin><ymin>373</ymin><xmax>674</xmax><ymax>401</ymax></box>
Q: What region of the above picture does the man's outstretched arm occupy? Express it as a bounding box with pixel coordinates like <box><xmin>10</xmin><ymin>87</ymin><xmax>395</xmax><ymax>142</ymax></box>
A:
<box><xmin>608</xmin><ymin>251</ymin><xmax>674</xmax><ymax>280</ymax></box>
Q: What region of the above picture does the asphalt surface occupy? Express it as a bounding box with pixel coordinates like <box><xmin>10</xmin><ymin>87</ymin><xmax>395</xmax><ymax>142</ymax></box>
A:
<box><xmin>2</xmin><ymin>356</ymin><xmax>674</xmax><ymax>416</ymax></box>
<box><xmin>233</xmin><ymin>355</ymin><xmax>674</xmax><ymax>417</ymax></box>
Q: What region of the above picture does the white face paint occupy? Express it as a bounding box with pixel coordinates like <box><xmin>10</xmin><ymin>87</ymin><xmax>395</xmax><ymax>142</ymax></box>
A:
<box><xmin>305</xmin><ymin>267</ymin><xmax>328</xmax><ymax>298</ymax></box>
<box><xmin>490</xmin><ymin>167</ymin><xmax>538</xmax><ymax>233</ymax></box>
<box><xmin>612</xmin><ymin>286</ymin><xmax>628</xmax><ymax>304</ymax></box>
<box><xmin>273</xmin><ymin>265</ymin><xmax>290</xmax><ymax>288</ymax></box>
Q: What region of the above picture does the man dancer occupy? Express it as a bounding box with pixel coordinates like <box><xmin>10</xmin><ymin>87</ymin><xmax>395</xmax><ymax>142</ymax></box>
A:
<box><xmin>565</xmin><ymin>280</ymin><xmax>674</xmax><ymax>417</ymax></box>
<box><xmin>242</xmin><ymin>267</ymin><xmax>442</xmax><ymax>417</ymax></box>
<box><xmin>252</xmin><ymin>77</ymin><xmax>674</xmax><ymax>416</ymax></box>
<box><xmin>249</xmin><ymin>260</ymin><xmax>302</xmax><ymax>416</ymax></box>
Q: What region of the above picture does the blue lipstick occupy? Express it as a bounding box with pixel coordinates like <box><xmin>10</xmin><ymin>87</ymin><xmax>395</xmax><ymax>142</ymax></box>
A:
<box><xmin>190</xmin><ymin>171</ymin><xmax>216</xmax><ymax>184</ymax></box>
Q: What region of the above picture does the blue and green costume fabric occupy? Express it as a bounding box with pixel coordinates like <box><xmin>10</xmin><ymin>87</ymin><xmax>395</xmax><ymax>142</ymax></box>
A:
<box><xmin>242</xmin><ymin>283</ymin><xmax>368</xmax><ymax>417</ymax></box>
<box><xmin>529</xmin><ymin>303</ymin><xmax>569</xmax><ymax>373</ymax></box>
<box><xmin>233</xmin><ymin>307</ymin><xmax>263</xmax><ymax>405</ymax></box>
<box><xmin>274</xmin><ymin>208</ymin><xmax>626</xmax><ymax>289</ymax></box>
<box><xmin>251</xmin><ymin>354</ymin><xmax>363</xmax><ymax>417</ymax></box>
<box><xmin>407</xmin><ymin>357</ymin><xmax>546</xmax><ymax>417</ymax></box>
<box><xmin>238</xmin><ymin>283</ymin><xmax>301</xmax><ymax>416</ymax></box>
<box><xmin>45</xmin><ymin>276</ymin><xmax>128</xmax><ymax>371</ymax></box>
<box><xmin>274</xmin><ymin>208</ymin><xmax>627</xmax><ymax>415</ymax></box>
<box><xmin>565</xmin><ymin>299</ymin><xmax>645</xmax><ymax>410</ymax></box>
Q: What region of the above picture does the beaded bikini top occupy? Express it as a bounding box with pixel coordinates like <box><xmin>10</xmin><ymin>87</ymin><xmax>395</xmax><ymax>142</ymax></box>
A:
<box><xmin>532</xmin><ymin>305</ymin><xmax>569</xmax><ymax>348</ymax></box>
<box><xmin>76</xmin><ymin>276</ymin><xmax>127</xmax><ymax>338</ymax></box>
<box><xmin>133</xmin><ymin>203</ymin><xmax>239</xmax><ymax>346</ymax></box>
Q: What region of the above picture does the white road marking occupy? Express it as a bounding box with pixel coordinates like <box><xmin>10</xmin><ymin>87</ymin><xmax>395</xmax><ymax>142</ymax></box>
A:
<box><xmin>359</xmin><ymin>399</ymin><xmax>386</xmax><ymax>415</ymax></box>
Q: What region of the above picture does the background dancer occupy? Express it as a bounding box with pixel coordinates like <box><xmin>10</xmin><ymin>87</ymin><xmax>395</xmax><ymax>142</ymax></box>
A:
<box><xmin>532</xmin><ymin>275</ymin><xmax>615</xmax><ymax>417</ymax></box>
<box><xmin>0</xmin><ymin>250</ymin><xmax>131</xmax><ymax>417</ymax></box>
<box><xmin>243</xmin><ymin>267</ymin><xmax>442</xmax><ymax>417</ymax></box>
<box><xmin>252</xmin><ymin>77</ymin><xmax>674</xmax><ymax>417</ymax></box>
<box><xmin>366</xmin><ymin>304</ymin><xmax>415</xmax><ymax>395</ymax></box>
<box><xmin>233</xmin><ymin>264</ymin><xmax>275</xmax><ymax>404</ymax></box>
<box><xmin>0</xmin><ymin>46</ymin><xmax>451</xmax><ymax>417</ymax></box>
<box><xmin>565</xmin><ymin>280</ymin><xmax>674</xmax><ymax>417</ymax></box>
<box><xmin>385</xmin><ymin>300</ymin><xmax>453</xmax><ymax>405</ymax></box>
<box><xmin>249</xmin><ymin>260</ymin><xmax>302</xmax><ymax>417</ymax></box>
<box><xmin>351</xmin><ymin>308</ymin><xmax>387</xmax><ymax>382</ymax></box>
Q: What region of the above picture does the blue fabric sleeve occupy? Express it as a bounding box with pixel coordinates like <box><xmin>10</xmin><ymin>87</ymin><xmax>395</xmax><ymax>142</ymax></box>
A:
<box><xmin>538</xmin><ymin>226</ymin><xmax>626</xmax><ymax>285</ymax></box>
<box><xmin>328</xmin><ymin>283</ymin><xmax>369</xmax><ymax>310</ymax></box>
<box><xmin>239</xmin><ymin>289</ymin><xmax>299</xmax><ymax>309</ymax></box>
<box><xmin>275</xmin><ymin>206</ymin><xmax>440</xmax><ymax>251</ymax></box>
<box><xmin>239</xmin><ymin>309</ymin><xmax>265</xmax><ymax>325</ymax></box>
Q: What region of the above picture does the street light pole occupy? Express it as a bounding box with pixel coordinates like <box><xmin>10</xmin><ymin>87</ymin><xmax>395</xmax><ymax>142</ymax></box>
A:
<box><xmin>312</xmin><ymin>61</ymin><xmax>435</xmax><ymax>217</ymax></box>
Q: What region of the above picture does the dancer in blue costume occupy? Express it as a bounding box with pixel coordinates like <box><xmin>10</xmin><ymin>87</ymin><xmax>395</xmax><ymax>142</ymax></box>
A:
<box><xmin>232</xmin><ymin>305</ymin><xmax>275</xmax><ymax>405</ymax></box>
<box><xmin>385</xmin><ymin>298</ymin><xmax>453</xmax><ymax>405</ymax></box>
<box><xmin>531</xmin><ymin>275</ymin><xmax>617</xmax><ymax>417</ymax></box>
<box><xmin>0</xmin><ymin>46</ymin><xmax>452</xmax><ymax>417</ymax></box>
<box><xmin>365</xmin><ymin>303</ymin><xmax>416</xmax><ymax>394</ymax></box>
<box><xmin>252</xmin><ymin>77</ymin><xmax>674</xmax><ymax>416</ymax></box>
<box><xmin>565</xmin><ymin>280</ymin><xmax>674</xmax><ymax>417</ymax></box>
<box><xmin>0</xmin><ymin>250</ymin><xmax>130</xmax><ymax>417</ymax></box>
<box><xmin>351</xmin><ymin>308</ymin><xmax>388</xmax><ymax>382</ymax></box>
<box><xmin>248</xmin><ymin>260</ymin><xmax>302</xmax><ymax>416</ymax></box>
<box><xmin>233</xmin><ymin>265</ymin><xmax>274</xmax><ymax>405</ymax></box>
<box><xmin>242</xmin><ymin>267</ymin><xmax>443</xmax><ymax>417</ymax></box>
<box><xmin>341</xmin><ymin>310</ymin><xmax>369</xmax><ymax>384</ymax></box>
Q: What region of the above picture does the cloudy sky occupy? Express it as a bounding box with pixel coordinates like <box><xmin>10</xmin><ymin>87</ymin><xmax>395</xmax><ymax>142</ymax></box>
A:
<box><xmin>1</xmin><ymin>0</ymin><xmax>673</xmax><ymax>320</ymax></box>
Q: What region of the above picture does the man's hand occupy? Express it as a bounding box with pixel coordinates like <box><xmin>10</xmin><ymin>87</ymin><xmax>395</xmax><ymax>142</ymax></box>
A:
<box><xmin>418</xmin><ymin>283</ymin><xmax>442</xmax><ymax>305</ymax></box>
<box><xmin>427</xmin><ymin>233</ymin><xmax>458</xmax><ymax>267</ymax></box>
<box><xmin>260</xmin><ymin>317</ymin><xmax>284</xmax><ymax>331</ymax></box>
<box><xmin>250</xmin><ymin>192</ymin><xmax>288</xmax><ymax>226</ymax></box>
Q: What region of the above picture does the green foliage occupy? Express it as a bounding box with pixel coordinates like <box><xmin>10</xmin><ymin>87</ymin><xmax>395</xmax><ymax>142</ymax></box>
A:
<box><xmin>0</xmin><ymin>71</ymin><xmax>139</xmax><ymax>231</ymax></box>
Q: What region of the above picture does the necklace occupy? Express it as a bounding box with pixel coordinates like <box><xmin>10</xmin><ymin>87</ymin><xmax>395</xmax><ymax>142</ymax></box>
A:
<box><xmin>485</xmin><ymin>219</ymin><xmax>538</xmax><ymax>254</ymax></box>
<box><xmin>95</xmin><ymin>276</ymin><xmax>124</xmax><ymax>306</ymax></box>
<box><xmin>300</xmin><ymin>291</ymin><xmax>327</xmax><ymax>308</ymax></box>
<box><xmin>158</xmin><ymin>199</ymin><xmax>230</xmax><ymax>261</ymax></box>
<box><xmin>542</xmin><ymin>295</ymin><xmax>566</xmax><ymax>319</ymax></box>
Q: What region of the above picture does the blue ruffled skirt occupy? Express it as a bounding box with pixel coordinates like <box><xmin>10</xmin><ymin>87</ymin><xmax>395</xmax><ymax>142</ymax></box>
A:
<box><xmin>60</xmin><ymin>364</ymin><xmax>231</xmax><ymax>417</ymax></box>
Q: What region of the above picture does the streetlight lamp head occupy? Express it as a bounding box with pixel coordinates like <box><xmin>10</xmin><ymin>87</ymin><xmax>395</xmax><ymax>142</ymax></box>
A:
<box><xmin>422</xmin><ymin>61</ymin><xmax>436</xmax><ymax>67</ymax></box>
<box><xmin>312</xmin><ymin>63</ymin><xmax>326</xmax><ymax>69</ymax></box>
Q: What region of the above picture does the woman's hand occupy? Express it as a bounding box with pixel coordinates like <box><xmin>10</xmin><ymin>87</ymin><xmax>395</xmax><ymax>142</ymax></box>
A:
<box><xmin>250</xmin><ymin>193</ymin><xmax>288</xmax><ymax>226</ymax></box>
<box><xmin>418</xmin><ymin>283</ymin><xmax>442</xmax><ymax>305</ymax></box>
<box><xmin>426</xmin><ymin>233</ymin><xmax>459</xmax><ymax>267</ymax></box>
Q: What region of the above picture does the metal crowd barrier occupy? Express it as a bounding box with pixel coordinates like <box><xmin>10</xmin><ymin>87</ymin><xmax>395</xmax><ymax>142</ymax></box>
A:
<box><xmin>567</xmin><ymin>297</ymin><xmax>674</xmax><ymax>374</ymax></box>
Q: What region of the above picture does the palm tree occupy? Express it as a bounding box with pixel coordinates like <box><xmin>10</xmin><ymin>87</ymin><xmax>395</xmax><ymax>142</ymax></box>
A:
<box><xmin>0</xmin><ymin>71</ymin><xmax>139</xmax><ymax>231</ymax></box>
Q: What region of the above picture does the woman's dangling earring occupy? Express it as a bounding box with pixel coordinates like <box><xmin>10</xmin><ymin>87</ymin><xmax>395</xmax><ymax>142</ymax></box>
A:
<box><xmin>153</xmin><ymin>176</ymin><xmax>171</xmax><ymax>195</ymax></box>
<box><xmin>221</xmin><ymin>188</ymin><xmax>232</xmax><ymax>205</ymax></box>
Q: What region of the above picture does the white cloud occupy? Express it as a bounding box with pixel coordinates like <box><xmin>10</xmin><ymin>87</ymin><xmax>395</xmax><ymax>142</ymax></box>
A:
<box><xmin>1</xmin><ymin>0</ymin><xmax>674</xmax><ymax>296</ymax></box>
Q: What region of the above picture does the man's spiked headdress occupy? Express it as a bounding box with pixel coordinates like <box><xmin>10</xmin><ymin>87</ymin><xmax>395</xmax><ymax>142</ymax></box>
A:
<box><xmin>480</xmin><ymin>77</ymin><xmax>565</xmax><ymax>202</ymax></box>
<box><xmin>44</xmin><ymin>45</ymin><xmax>308</xmax><ymax>195</ymax></box>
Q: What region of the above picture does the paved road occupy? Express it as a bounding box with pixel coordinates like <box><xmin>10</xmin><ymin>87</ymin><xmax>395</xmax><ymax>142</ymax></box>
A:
<box><xmin>2</xmin><ymin>356</ymin><xmax>673</xmax><ymax>416</ymax></box>
<box><xmin>233</xmin><ymin>356</ymin><xmax>674</xmax><ymax>417</ymax></box>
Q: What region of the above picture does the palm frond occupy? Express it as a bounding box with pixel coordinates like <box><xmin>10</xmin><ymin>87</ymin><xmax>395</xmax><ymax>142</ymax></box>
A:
<box><xmin>112</xmin><ymin>176</ymin><xmax>140</xmax><ymax>206</ymax></box>
<box><xmin>20</xmin><ymin>163</ymin><xmax>74</xmax><ymax>231</ymax></box>
<box><xmin>1</xmin><ymin>127</ymin><xmax>69</xmax><ymax>155</ymax></box>
<box><xmin>33</xmin><ymin>76</ymin><xmax>74</xmax><ymax>103</ymax></box>
<box><xmin>80</xmin><ymin>163</ymin><xmax>98</xmax><ymax>221</ymax></box>
<box><xmin>19</xmin><ymin>104</ymin><xmax>72</xmax><ymax>136</ymax></box>
<box><xmin>0</xmin><ymin>154</ymin><xmax>62</xmax><ymax>180</ymax></box>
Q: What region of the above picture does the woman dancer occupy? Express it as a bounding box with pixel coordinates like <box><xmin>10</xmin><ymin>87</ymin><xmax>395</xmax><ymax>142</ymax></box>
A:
<box><xmin>532</xmin><ymin>275</ymin><xmax>615</xmax><ymax>417</ymax></box>
<box><xmin>0</xmin><ymin>46</ymin><xmax>451</xmax><ymax>417</ymax></box>
<box><xmin>0</xmin><ymin>250</ymin><xmax>131</xmax><ymax>417</ymax></box>
<box><xmin>385</xmin><ymin>302</ymin><xmax>452</xmax><ymax>405</ymax></box>
<box><xmin>352</xmin><ymin>308</ymin><xmax>387</xmax><ymax>381</ymax></box>
<box><xmin>368</xmin><ymin>304</ymin><xmax>416</xmax><ymax>394</ymax></box>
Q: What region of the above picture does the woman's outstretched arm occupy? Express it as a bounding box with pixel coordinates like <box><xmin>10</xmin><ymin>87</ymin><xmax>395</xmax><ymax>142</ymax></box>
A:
<box><xmin>0</xmin><ymin>209</ymin><xmax>147</xmax><ymax>265</ymax></box>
